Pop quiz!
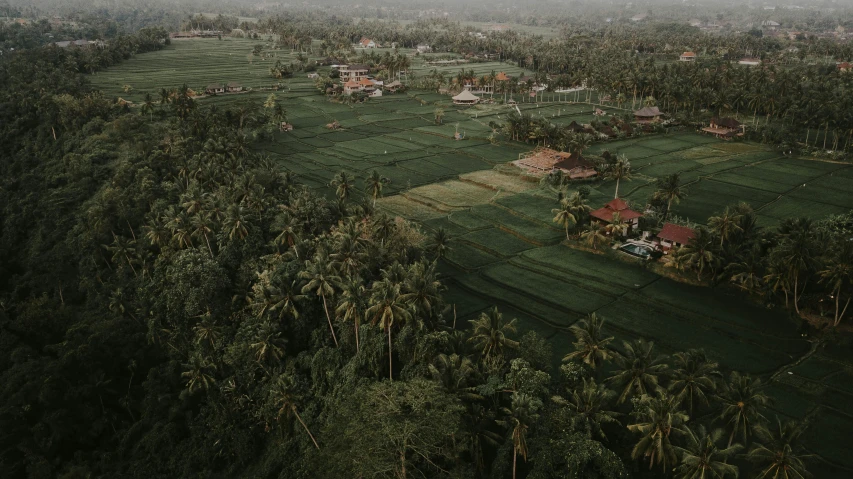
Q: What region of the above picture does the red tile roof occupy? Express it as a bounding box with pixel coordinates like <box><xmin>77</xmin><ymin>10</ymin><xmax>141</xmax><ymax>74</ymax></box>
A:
<box><xmin>590</xmin><ymin>207</ymin><xmax>642</xmax><ymax>223</ymax></box>
<box><xmin>658</xmin><ymin>223</ymin><xmax>696</xmax><ymax>245</ymax></box>
<box><xmin>605</xmin><ymin>198</ymin><xmax>630</xmax><ymax>211</ymax></box>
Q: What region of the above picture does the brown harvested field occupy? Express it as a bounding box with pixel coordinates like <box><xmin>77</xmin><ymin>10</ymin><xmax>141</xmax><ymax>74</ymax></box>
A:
<box><xmin>459</xmin><ymin>170</ymin><xmax>538</xmax><ymax>193</ymax></box>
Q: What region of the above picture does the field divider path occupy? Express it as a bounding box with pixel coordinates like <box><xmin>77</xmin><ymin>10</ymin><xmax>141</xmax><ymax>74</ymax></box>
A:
<box><xmin>447</xmin><ymin>276</ymin><xmax>580</xmax><ymax>330</ymax></box>
<box><xmin>505</xmin><ymin>257</ymin><xmax>623</xmax><ymax>298</ymax></box>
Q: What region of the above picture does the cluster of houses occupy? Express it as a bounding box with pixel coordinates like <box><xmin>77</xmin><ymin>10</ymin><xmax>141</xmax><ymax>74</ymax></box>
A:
<box><xmin>679</xmin><ymin>51</ymin><xmax>762</xmax><ymax>66</ymax></box>
<box><xmin>590</xmin><ymin>198</ymin><xmax>697</xmax><ymax>254</ymax></box>
<box><xmin>329</xmin><ymin>64</ymin><xmax>405</xmax><ymax>98</ymax></box>
<box><xmin>515</xmin><ymin>148</ymin><xmax>599</xmax><ymax>179</ymax></box>
<box><xmin>170</xmin><ymin>30</ymin><xmax>223</xmax><ymax>39</ymax></box>
<box><xmin>204</xmin><ymin>82</ymin><xmax>244</xmax><ymax>95</ymax></box>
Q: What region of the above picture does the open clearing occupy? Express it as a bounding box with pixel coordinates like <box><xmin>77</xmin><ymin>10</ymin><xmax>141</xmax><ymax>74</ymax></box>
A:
<box><xmin>92</xmin><ymin>39</ymin><xmax>853</xmax><ymax>475</ymax></box>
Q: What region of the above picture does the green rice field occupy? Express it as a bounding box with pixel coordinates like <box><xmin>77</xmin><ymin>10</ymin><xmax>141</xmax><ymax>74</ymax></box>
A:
<box><xmin>90</xmin><ymin>40</ymin><xmax>853</xmax><ymax>476</ymax></box>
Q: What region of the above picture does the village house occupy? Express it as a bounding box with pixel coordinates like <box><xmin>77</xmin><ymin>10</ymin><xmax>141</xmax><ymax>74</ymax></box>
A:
<box><xmin>738</xmin><ymin>58</ymin><xmax>761</xmax><ymax>66</ymax></box>
<box><xmin>383</xmin><ymin>80</ymin><xmax>403</xmax><ymax>93</ymax></box>
<box><xmin>762</xmin><ymin>20</ymin><xmax>781</xmax><ymax>30</ymax></box>
<box><xmin>226</xmin><ymin>82</ymin><xmax>243</xmax><ymax>93</ymax></box>
<box><xmin>452</xmin><ymin>90</ymin><xmax>480</xmax><ymax>105</ymax></box>
<box><xmin>701</xmin><ymin>117</ymin><xmax>743</xmax><ymax>140</ymax></box>
<box><xmin>590</xmin><ymin>198</ymin><xmax>643</xmax><ymax>232</ymax></box>
<box><xmin>633</xmin><ymin>106</ymin><xmax>663</xmax><ymax>123</ymax></box>
<box><xmin>679</xmin><ymin>51</ymin><xmax>697</xmax><ymax>62</ymax></box>
<box><xmin>463</xmin><ymin>80</ymin><xmax>493</xmax><ymax>94</ymax></box>
<box><xmin>307</xmin><ymin>73</ymin><xmax>319</xmax><ymax>79</ymax></box>
<box><xmin>55</xmin><ymin>39</ymin><xmax>91</xmax><ymax>48</ymax></box>
<box><xmin>554</xmin><ymin>153</ymin><xmax>598</xmax><ymax>179</ymax></box>
<box><xmin>656</xmin><ymin>223</ymin><xmax>696</xmax><ymax>251</ymax></box>
<box><xmin>416</xmin><ymin>44</ymin><xmax>431</xmax><ymax>53</ymax></box>
<box><xmin>205</xmin><ymin>83</ymin><xmax>225</xmax><ymax>95</ymax></box>
<box><xmin>343</xmin><ymin>79</ymin><xmax>361</xmax><ymax>95</ymax></box>
<box><xmin>838</xmin><ymin>62</ymin><xmax>852</xmax><ymax>72</ymax></box>
<box><xmin>514</xmin><ymin>148</ymin><xmax>598</xmax><ymax>179</ymax></box>
<box><xmin>338</xmin><ymin>64</ymin><xmax>369</xmax><ymax>82</ymax></box>
<box><xmin>631</xmin><ymin>13</ymin><xmax>647</xmax><ymax>22</ymax></box>
<box><xmin>358</xmin><ymin>38</ymin><xmax>378</xmax><ymax>48</ymax></box>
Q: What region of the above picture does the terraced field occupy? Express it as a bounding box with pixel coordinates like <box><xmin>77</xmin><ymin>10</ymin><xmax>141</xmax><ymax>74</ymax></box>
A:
<box><xmin>377</xmin><ymin>135</ymin><xmax>853</xmax><ymax>476</ymax></box>
<box><xmin>90</xmin><ymin>40</ymin><xmax>853</xmax><ymax>476</ymax></box>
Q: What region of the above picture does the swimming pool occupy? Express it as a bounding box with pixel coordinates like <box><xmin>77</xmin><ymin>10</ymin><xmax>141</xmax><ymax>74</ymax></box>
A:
<box><xmin>618</xmin><ymin>243</ymin><xmax>654</xmax><ymax>259</ymax></box>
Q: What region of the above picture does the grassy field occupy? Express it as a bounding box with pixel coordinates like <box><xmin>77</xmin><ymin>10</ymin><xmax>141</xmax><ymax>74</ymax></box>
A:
<box><xmin>90</xmin><ymin>40</ymin><xmax>853</xmax><ymax>475</ymax></box>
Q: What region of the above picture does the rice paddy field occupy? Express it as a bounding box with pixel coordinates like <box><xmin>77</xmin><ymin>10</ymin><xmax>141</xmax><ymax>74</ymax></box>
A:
<box><xmin>91</xmin><ymin>39</ymin><xmax>853</xmax><ymax>477</ymax></box>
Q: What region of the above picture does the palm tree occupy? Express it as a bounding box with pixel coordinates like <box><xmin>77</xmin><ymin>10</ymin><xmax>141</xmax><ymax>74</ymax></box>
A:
<box><xmin>180</xmin><ymin>353</ymin><xmax>216</xmax><ymax>398</ymax></box>
<box><xmin>773</xmin><ymin>224</ymin><xmax>817</xmax><ymax>315</ymax></box>
<box><xmin>562</xmin><ymin>313</ymin><xmax>615</xmax><ymax>370</ymax></box>
<box><xmin>299</xmin><ymin>249</ymin><xmax>341</xmax><ymax>347</ymax></box>
<box><xmin>566</xmin><ymin>191</ymin><xmax>592</xmax><ymax>225</ymax></box>
<box><xmin>335</xmin><ymin>277</ymin><xmax>366</xmax><ymax>353</ymax></box>
<box><xmin>708</xmin><ymin>207</ymin><xmax>743</xmax><ymax>248</ymax></box>
<box><xmin>366</xmin><ymin>277</ymin><xmax>412</xmax><ymax>381</ymax></box>
<box><xmin>426</xmin><ymin>227</ymin><xmax>452</xmax><ymax>260</ymax></box>
<box><xmin>747</xmin><ymin>417</ymin><xmax>813</xmax><ymax>479</ymax></box>
<box><xmin>434</xmin><ymin>107</ymin><xmax>445</xmax><ymax>125</ymax></box>
<box><xmin>141</xmin><ymin>92</ymin><xmax>155</xmax><ymax>121</ymax></box>
<box><xmin>250</xmin><ymin>271</ymin><xmax>304</xmax><ymax>321</ymax></box>
<box><xmin>682</xmin><ymin>227</ymin><xmax>717</xmax><ymax>281</ymax></box>
<box><xmin>428</xmin><ymin>353</ymin><xmax>482</xmax><ymax>401</ymax></box>
<box><xmin>223</xmin><ymin>204</ymin><xmax>250</xmax><ymax>241</ymax></box>
<box><xmin>468</xmin><ymin>307</ymin><xmax>519</xmax><ymax>358</ymax></box>
<box><xmin>628</xmin><ymin>391</ymin><xmax>689</xmax><ymax>472</ymax></box>
<box><xmin>498</xmin><ymin>393</ymin><xmax>542</xmax><ymax>479</ymax></box>
<box><xmin>269</xmin><ymin>372</ymin><xmax>320</xmax><ymax>450</ymax></box>
<box><xmin>400</xmin><ymin>261</ymin><xmax>443</xmax><ymax>321</ymax></box>
<box><xmin>668</xmin><ymin>349</ymin><xmax>720</xmax><ymax>415</ymax></box>
<box><xmin>249</xmin><ymin>321</ymin><xmax>287</xmax><ymax>365</ymax></box>
<box><xmin>464</xmin><ymin>403</ymin><xmax>502</xmax><ymax>476</ymax></box>
<box><xmin>554</xmin><ymin>378</ymin><xmax>621</xmax><ymax>440</ymax></box>
<box><xmin>606</xmin><ymin>154</ymin><xmax>632</xmax><ymax>199</ymax></box>
<box><xmin>330</xmin><ymin>170</ymin><xmax>354</xmax><ymax>202</ymax></box>
<box><xmin>717</xmin><ymin>371</ymin><xmax>770</xmax><ymax>447</ymax></box>
<box><xmin>607</xmin><ymin>339</ymin><xmax>669</xmax><ymax>404</ymax></box>
<box><xmin>551</xmin><ymin>198</ymin><xmax>578</xmax><ymax>240</ymax></box>
<box><xmin>190</xmin><ymin>212</ymin><xmax>216</xmax><ymax>257</ymax></box>
<box><xmin>365</xmin><ymin>170</ymin><xmax>389</xmax><ymax>207</ymax></box>
<box><xmin>581</xmin><ymin>224</ymin><xmax>609</xmax><ymax>251</ymax></box>
<box><xmin>674</xmin><ymin>425</ymin><xmax>741</xmax><ymax>479</ymax></box>
<box><xmin>274</xmin><ymin>214</ymin><xmax>301</xmax><ymax>258</ymax></box>
<box><xmin>653</xmin><ymin>173</ymin><xmax>687</xmax><ymax>222</ymax></box>
<box><xmin>819</xmin><ymin>242</ymin><xmax>853</xmax><ymax>326</ymax></box>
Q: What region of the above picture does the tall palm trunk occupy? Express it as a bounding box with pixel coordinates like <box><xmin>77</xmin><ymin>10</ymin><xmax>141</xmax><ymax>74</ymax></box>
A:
<box><xmin>614</xmin><ymin>178</ymin><xmax>620</xmax><ymax>199</ymax></box>
<box><xmin>321</xmin><ymin>293</ymin><xmax>339</xmax><ymax>347</ymax></box>
<box><xmin>292</xmin><ymin>407</ymin><xmax>320</xmax><ymax>449</ymax></box>
<box><xmin>354</xmin><ymin>316</ymin><xmax>360</xmax><ymax>353</ymax></box>
<box><xmin>513</xmin><ymin>449</ymin><xmax>517</xmax><ymax>479</ymax></box>
<box><xmin>203</xmin><ymin>232</ymin><xmax>214</xmax><ymax>257</ymax></box>
<box><xmin>387</xmin><ymin>324</ymin><xmax>393</xmax><ymax>381</ymax></box>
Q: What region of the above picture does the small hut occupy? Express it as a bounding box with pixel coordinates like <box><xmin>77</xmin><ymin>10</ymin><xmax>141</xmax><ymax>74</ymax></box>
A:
<box><xmin>384</xmin><ymin>80</ymin><xmax>402</xmax><ymax>92</ymax></box>
<box><xmin>633</xmin><ymin>106</ymin><xmax>662</xmax><ymax>123</ymax></box>
<box><xmin>679</xmin><ymin>51</ymin><xmax>697</xmax><ymax>62</ymax></box>
<box><xmin>452</xmin><ymin>90</ymin><xmax>480</xmax><ymax>105</ymax></box>
<box><xmin>226</xmin><ymin>82</ymin><xmax>243</xmax><ymax>93</ymax></box>
<box><xmin>205</xmin><ymin>83</ymin><xmax>225</xmax><ymax>95</ymax></box>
